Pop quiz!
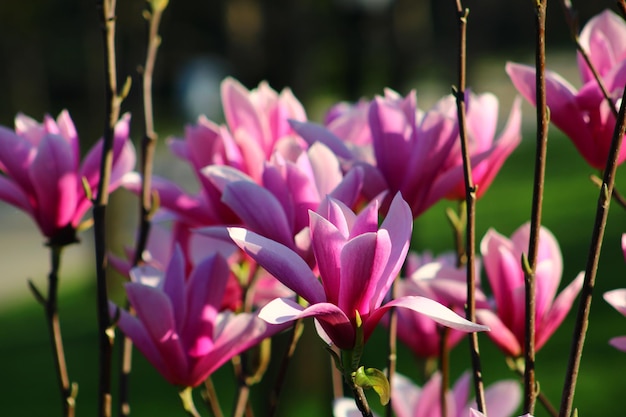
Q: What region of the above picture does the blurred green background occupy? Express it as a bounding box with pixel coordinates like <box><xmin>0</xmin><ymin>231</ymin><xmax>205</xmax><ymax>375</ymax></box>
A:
<box><xmin>1</xmin><ymin>0</ymin><xmax>626</xmax><ymax>416</ymax></box>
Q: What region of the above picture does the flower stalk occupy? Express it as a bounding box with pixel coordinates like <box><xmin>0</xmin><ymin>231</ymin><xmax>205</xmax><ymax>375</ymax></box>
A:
<box><xmin>558</xmin><ymin>83</ymin><xmax>626</xmax><ymax>417</ymax></box>
<box><xmin>452</xmin><ymin>1</ymin><xmax>486</xmax><ymax>413</ymax></box>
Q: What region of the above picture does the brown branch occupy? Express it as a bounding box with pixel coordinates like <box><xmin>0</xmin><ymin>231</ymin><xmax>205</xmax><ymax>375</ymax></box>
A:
<box><xmin>559</xmin><ymin>84</ymin><xmax>626</xmax><ymax>417</ymax></box>
<box><xmin>118</xmin><ymin>3</ymin><xmax>168</xmax><ymax>416</ymax></box>
<box><xmin>451</xmin><ymin>1</ymin><xmax>486</xmax><ymax>413</ymax></box>
<box><xmin>558</xmin><ymin>0</ymin><xmax>618</xmax><ymax>118</ymax></box>
<box><xmin>95</xmin><ymin>0</ymin><xmax>123</xmax><ymax>416</ymax></box>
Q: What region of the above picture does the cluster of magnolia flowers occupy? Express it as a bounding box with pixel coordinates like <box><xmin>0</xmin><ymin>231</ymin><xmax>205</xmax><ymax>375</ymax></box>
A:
<box><xmin>1</xmin><ymin>8</ymin><xmax>626</xmax><ymax>417</ymax></box>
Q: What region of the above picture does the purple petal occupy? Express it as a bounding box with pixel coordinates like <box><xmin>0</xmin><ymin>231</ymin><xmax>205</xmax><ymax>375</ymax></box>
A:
<box><xmin>228</xmin><ymin>227</ymin><xmax>326</xmax><ymax>304</ymax></box>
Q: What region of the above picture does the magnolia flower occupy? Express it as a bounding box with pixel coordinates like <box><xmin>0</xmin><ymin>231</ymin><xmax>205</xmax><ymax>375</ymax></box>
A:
<box><xmin>0</xmin><ymin>111</ymin><xmax>135</xmax><ymax>245</ymax></box>
<box><xmin>602</xmin><ymin>234</ymin><xmax>626</xmax><ymax>351</ymax></box>
<box><xmin>229</xmin><ymin>193</ymin><xmax>487</xmax><ymax>351</ymax></box>
<box><xmin>507</xmin><ymin>10</ymin><xmax>626</xmax><ymax>169</ymax></box>
<box><xmin>391</xmin><ymin>252</ymin><xmax>487</xmax><ymax>358</ymax></box>
<box><xmin>334</xmin><ymin>371</ymin><xmax>521</xmax><ymax>417</ymax></box>
<box><xmin>124</xmin><ymin>77</ymin><xmax>308</xmax><ymax>228</ymax></box>
<box><xmin>368</xmin><ymin>90</ymin><xmax>461</xmax><ymax>217</ymax></box>
<box><xmin>203</xmin><ymin>141</ymin><xmax>363</xmax><ymax>265</ymax></box>
<box><xmin>476</xmin><ymin>223</ymin><xmax>584</xmax><ymax>357</ymax></box>
<box><xmin>433</xmin><ymin>92</ymin><xmax>522</xmax><ymax>200</ymax></box>
<box><xmin>110</xmin><ymin>247</ymin><xmax>287</xmax><ymax>388</ymax></box>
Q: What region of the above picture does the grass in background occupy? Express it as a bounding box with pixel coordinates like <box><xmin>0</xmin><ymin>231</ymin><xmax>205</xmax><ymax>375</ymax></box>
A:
<box><xmin>1</xmin><ymin>132</ymin><xmax>626</xmax><ymax>416</ymax></box>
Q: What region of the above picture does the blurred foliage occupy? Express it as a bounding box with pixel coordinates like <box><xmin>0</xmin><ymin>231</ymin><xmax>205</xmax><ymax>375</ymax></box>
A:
<box><xmin>0</xmin><ymin>0</ymin><xmax>617</xmax><ymax>142</ymax></box>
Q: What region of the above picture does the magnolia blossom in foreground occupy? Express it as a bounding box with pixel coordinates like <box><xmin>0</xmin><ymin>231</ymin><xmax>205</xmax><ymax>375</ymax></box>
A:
<box><xmin>0</xmin><ymin>111</ymin><xmax>135</xmax><ymax>245</ymax></box>
<box><xmin>391</xmin><ymin>252</ymin><xmax>487</xmax><ymax>358</ymax></box>
<box><xmin>476</xmin><ymin>223</ymin><xmax>584</xmax><ymax>357</ymax></box>
<box><xmin>110</xmin><ymin>248</ymin><xmax>286</xmax><ymax>387</ymax></box>
<box><xmin>229</xmin><ymin>193</ymin><xmax>488</xmax><ymax>351</ymax></box>
<box><xmin>470</xmin><ymin>411</ymin><xmax>533</xmax><ymax>417</ymax></box>
<box><xmin>507</xmin><ymin>9</ymin><xmax>626</xmax><ymax>169</ymax></box>
<box><xmin>334</xmin><ymin>371</ymin><xmax>521</xmax><ymax>417</ymax></box>
<box><xmin>602</xmin><ymin>234</ymin><xmax>626</xmax><ymax>351</ymax></box>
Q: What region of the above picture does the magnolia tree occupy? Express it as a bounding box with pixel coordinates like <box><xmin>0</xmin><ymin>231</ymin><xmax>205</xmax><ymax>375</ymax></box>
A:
<box><xmin>2</xmin><ymin>1</ymin><xmax>626</xmax><ymax>417</ymax></box>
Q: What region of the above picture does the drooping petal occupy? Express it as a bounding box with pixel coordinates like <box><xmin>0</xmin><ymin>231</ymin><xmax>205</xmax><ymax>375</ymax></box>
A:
<box><xmin>603</xmin><ymin>288</ymin><xmax>626</xmax><ymax>316</ymax></box>
<box><xmin>228</xmin><ymin>227</ymin><xmax>326</xmax><ymax>304</ymax></box>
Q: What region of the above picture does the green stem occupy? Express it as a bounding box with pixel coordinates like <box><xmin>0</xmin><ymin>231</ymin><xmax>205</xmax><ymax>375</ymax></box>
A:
<box><xmin>180</xmin><ymin>387</ymin><xmax>202</xmax><ymax>417</ymax></box>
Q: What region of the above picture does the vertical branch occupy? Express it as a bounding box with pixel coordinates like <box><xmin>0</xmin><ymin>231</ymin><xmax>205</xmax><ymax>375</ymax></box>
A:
<box><xmin>35</xmin><ymin>245</ymin><xmax>76</xmax><ymax>417</ymax></box>
<box><xmin>385</xmin><ymin>282</ymin><xmax>398</xmax><ymax>417</ymax></box>
<box><xmin>118</xmin><ymin>2</ymin><xmax>169</xmax><ymax>416</ymax></box>
<box><xmin>559</xmin><ymin>84</ymin><xmax>626</xmax><ymax>417</ymax></box>
<box><xmin>96</xmin><ymin>1</ymin><xmax>123</xmax><ymax>416</ymax></box>
<box><xmin>558</xmin><ymin>0</ymin><xmax>617</xmax><ymax>118</ymax></box>
<box><xmin>451</xmin><ymin>1</ymin><xmax>486</xmax><ymax>413</ymax></box>
<box><xmin>524</xmin><ymin>0</ymin><xmax>549</xmax><ymax>413</ymax></box>
<box><xmin>438</xmin><ymin>327</ymin><xmax>451</xmax><ymax>417</ymax></box>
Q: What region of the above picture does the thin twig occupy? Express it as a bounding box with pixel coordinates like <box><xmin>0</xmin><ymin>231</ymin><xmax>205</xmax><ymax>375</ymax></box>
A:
<box><xmin>451</xmin><ymin>1</ymin><xmax>486</xmax><ymax>413</ymax></box>
<box><xmin>117</xmin><ymin>3</ymin><xmax>168</xmax><ymax>416</ymax></box>
<box><xmin>589</xmin><ymin>174</ymin><xmax>626</xmax><ymax>210</ymax></box>
<box><xmin>95</xmin><ymin>1</ymin><xmax>124</xmax><ymax>416</ymax></box>
<box><xmin>41</xmin><ymin>245</ymin><xmax>76</xmax><ymax>417</ymax></box>
<box><xmin>558</xmin><ymin>0</ymin><xmax>618</xmax><ymax>118</ymax></box>
<box><xmin>522</xmin><ymin>0</ymin><xmax>550</xmax><ymax>413</ymax></box>
<box><xmin>559</xmin><ymin>84</ymin><xmax>626</xmax><ymax>417</ymax></box>
<box><xmin>268</xmin><ymin>319</ymin><xmax>304</xmax><ymax>417</ymax></box>
<box><xmin>385</xmin><ymin>281</ymin><xmax>398</xmax><ymax>417</ymax></box>
<box><xmin>439</xmin><ymin>327</ymin><xmax>451</xmax><ymax>417</ymax></box>
<box><xmin>202</xmin><ymin>377</ymin><xmax>225</xmax><ymax>417</ymax></box>
<box><xmin>619</xmin><ymin>0</ymin><xmax>626</xmax><ymax>19</ymax></box>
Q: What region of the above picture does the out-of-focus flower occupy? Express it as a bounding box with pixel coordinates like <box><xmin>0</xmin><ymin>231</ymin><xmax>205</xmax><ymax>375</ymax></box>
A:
<box><xmin>476</xmin><ymin>223</ymin><xmax>584</xmax><ymax>357</ymax></box>
<box><xmin>391</xmin><ymin>252</ymin><xmax>487</xmax><ymax>358</ymax></box>
<box><xmin>368</xmin><ymin>90</ymin><xmax>461</xmax><ymax>217</ymax></box>
<box><xmin>506</xmin><ymin>10</ymin><xmax>626</xmax><ymax>169</ymax></box>
<box><xmin>333</xmin><ymin>371</ymin><xmax>521</xmax><ymax>417</ymax></box>
<box><xmin>433</xmin><ymin>92</ymin><xmax>522</xmax><ymax>200</ymax></box>
<box><xmin>110</xmin><ymin>247</ymin><xmax>287</xmax><ymax>388</ymax></box>
<box><xmin>602</xmin><ymin>234</ymin><xmax>626</xmax><ymax>351</ymax></box>
<box><xmin>0</xmin><ymin>111</ymin><xmax>135</xmax><ymax>246</ymax></box>
<box><xmin>124</xmin><ymin>77</ymin><xmax>309</xmax><ymax>229</ymax></box>
<box><xmin>470</xmin><ymin>410</ymin><xmax>533</xmax><ymax>417</ymax></box>
<box><xmin>229</xmin><ymin>193</ymin><xmax>488</xmax><ymax>351</ymax></box>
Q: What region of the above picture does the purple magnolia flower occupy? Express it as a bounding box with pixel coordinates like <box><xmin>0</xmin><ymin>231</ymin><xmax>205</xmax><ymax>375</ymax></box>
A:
<box><xmin>124</xmin><ymin>77</ymin><xmax>309</xmax><ymax>228</ymax></box>
<box><xmin>110</xmin><ymin>247</ymin><xmax>287</xmax><ymax>388</ymax></box>
<box><xmin>334</xmin><ymin>371</ymin><xmax>521</xmax><ymax>417</ymax></box>
<box><xmin>203</xmin><ymin>141</ymin><xmax>363</xmax><ymax>265</ymax></box>
<box><xmin>433</xmin><ymin>92</ymin><xmax>522</xmax><ymax>200</ymax></box>
<box><xmin>602</xmin><ymin>234</ymin><xmax>626</xmax><ymax>352</ymax></box>
<box><xmin>507</xmin><ymin>10</ymin><xmax>626</xmax><ymax>169</ymax></box>
<box><xmin>391</xmin><ymin>252</ymin><xmax>487</xmax><ymax>358</ymax></box>
<box><xmin>0</xmin><ymin>110</ymin><xmax>135</xmax><ymax>245</ymax></box>
<box><xmin>476</xmin><ymin>223</ymin><xmax>584</xmax><ymax>357</ymax></box>
<box><xmin>228</xmin><ymin>193</ymin><xmax>488</xmax><ymax>350</ymax></box>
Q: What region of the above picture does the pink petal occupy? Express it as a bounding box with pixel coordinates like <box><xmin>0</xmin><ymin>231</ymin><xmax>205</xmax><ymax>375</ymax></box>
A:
<box><xmin>537</xmin><ymin>272</ymin><xmax>584</xmax><ymax>350</ymax></box>
<box><xmin>125</xmin><ymin>282</ymin><xmax>188</xmax><ymax>383</ymax></box>
<box><xmin>604</xmin><ymin>288</ymin><xmax>626</xmax><ymax>316</ymax></box>
<box><xmin>228</xmin><ymin>227</ymin><xmax>326</xmax><ymax>303</ymax></box>
<box><xmin>609</xmin><ymin>335</ymin><xmax>626</xmax><ymax>352</ymax></box>
<box><xmin>481</xmin><ymin>380</ymin><xmax>522</xmax><ymax>417</ymax></box>
<box><xmin>30</xmin><ymin>134</ymin><xmax>77</xmax><ymax>236</ymax></box>
<box><xmin>309</xmin><ymin>211</ymin><xmax>347</xmax><ymax>305</ymax></box>
<box><xmin>389</xmin><ymin>373</ymin><xmax>421</xmax><ymax>417</ymax></box>
<box><xmin>290</xmin><ymin>120</ymin><xmax>354</xmax><ymax>159</ymax></box>
<box><xmin>476</xmin><ymin>309</ymin><xmax>522</xmax><ymax>357</ymax></box>
<box><xmin>333</xmin><ymin>398</ymin><xmax>367</xmax><ymax>417</ymax></box>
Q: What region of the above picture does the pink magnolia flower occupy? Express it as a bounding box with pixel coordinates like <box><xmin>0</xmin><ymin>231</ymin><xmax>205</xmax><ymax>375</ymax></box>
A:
<box><xmin>334</xmin><ymin>371</ymin><xmax>521</xmax><ymax>417</ymax></box>
<box><xmin>476</xmin><ymin>223</ymin><xmax>584</xmax><ymax>357</ymax></box>
<box><xmin>124</xmin><ymin>77</ymin><xmax>308</xmax><ymax>228</ymax></box>
<box><xmin>434</xmin><ymin>92</ymin><xmax>522</xmax><ymax>200</ymax></box>
<box><xmin>228</xmin><ymin>193</ymin><xmax>488</xmax><ymax>351</ymax></box>
<box><xmin>368</xmin><ymin>90</ymin><xmax>460</xmax><ymax>217</ymax></box>
<box><xmin>391</xmin><ymin>252</ymin><xmax>487</xmax><ymax>358</ymax></box>
<box><xmin>0</xmin><ymin>110</ymin><xmax>135</xmax><ymax>245</ymax></box>
<box><xmin>602</xmin><ymin>234</ymin><xmax>626</xmax><ymax>351</ymax></box>
<box><xmin>203</xmin><ymin>141</ymin><xmax>363</xmax><ymax>265</ymax></box>
<box><xmin>110</xmin><ymin>247</ymin><xmax>287</xmax><ymax>388</ymax></box>
<box><xmin>507</xmin><ymin>10</ymin><xmax>626</xmax><ymax>169</ymax></box>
